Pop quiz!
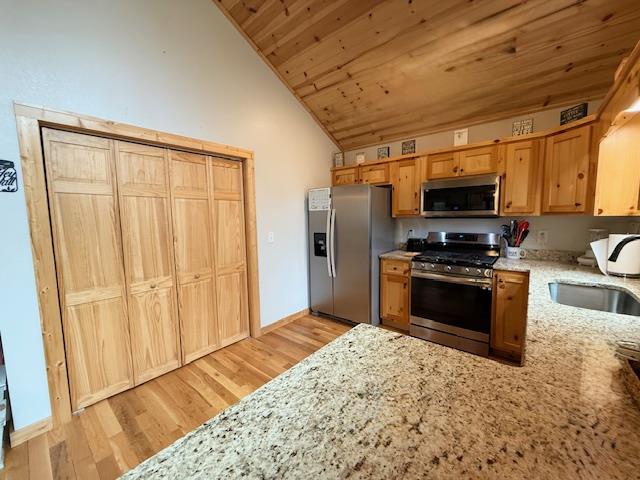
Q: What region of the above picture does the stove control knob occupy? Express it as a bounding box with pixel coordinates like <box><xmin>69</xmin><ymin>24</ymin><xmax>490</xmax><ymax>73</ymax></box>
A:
<box><xmin>484</xmin><ymin>269</ymin><xmax>492</xmax><ymax>277</ymax></box>
<box><xmin>446</xmin><ymin>265</ymin><xmax>452</xmax><ymax>271</ymax></box>
<box><xmin>465</xmin><ymin>267</ymin><xmax>470</xmax><ymax>273</ymax></box>
<box><xmin>476</xmin><ymin>269</ymin><xmax>482</xmax><ymax>275</ymax></box>
<box><xmin>430</xmin><ymin>263</ymin><xmax>436</xmax><ymax>269</ymax></box>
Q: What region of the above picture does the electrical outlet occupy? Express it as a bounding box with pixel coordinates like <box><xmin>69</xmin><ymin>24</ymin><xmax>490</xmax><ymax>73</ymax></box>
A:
<box><xmin>268</xmin><ymin>231</ymin><xmax>275</xmax><ymax>243</ymax></box>
<box><xmin>537</xmin><ymin>230</ymin><xmax>548</xmax><ymax>246</ymax></box>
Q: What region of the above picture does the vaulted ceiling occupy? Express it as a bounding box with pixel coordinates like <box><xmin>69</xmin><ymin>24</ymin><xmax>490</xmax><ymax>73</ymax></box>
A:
<box><xmin>215</xmin><ymin>0</ymin><xmax>640</xmax><ymax>150</ymax></box>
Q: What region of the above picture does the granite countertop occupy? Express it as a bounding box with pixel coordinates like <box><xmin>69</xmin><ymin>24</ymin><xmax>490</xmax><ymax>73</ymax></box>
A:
<box><xmin>123</xmin><ymin>260</ymin><xmax>640</xmax><ymax>479</ymax></box>
<box><xmin>379</xmin><ymin>249</ymin><xmax>419</xmax><ymax>261</ymax></box>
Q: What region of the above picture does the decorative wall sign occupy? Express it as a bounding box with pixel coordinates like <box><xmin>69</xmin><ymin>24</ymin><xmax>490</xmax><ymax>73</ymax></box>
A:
<box><xmin>0</xmin><ymin>160</ymin><xmax>18</xmax><ymax>192</ymax></box>
<box><xmin>401</xmin><ymin>139</ymin><xmax>416</xmax><ymax>155</ymax></box>
<box><xmin>512</xmin><ymin>118</ymin><xmax>534</xmax><ymax>136</ymax></box>
<box><xmin>333</xmin><ymin>152</ymin><xmax>344</xmax><ymax>167</ymax></box>
<box><xmin>377</xmin><ymin>146</ymin><xmax>390</xmax><ymax>159</ymax></box>
<box><xmin>355</xmin><ymin>152</ymin><xmax>366</xmax><ymax>164</ymax></box>
<box><xmin>453</xmin><ymin>128</ymin><xmax>468</xmax><ymax>146</ymax></box>
<box><xmin>560</xmin><ymin>103</ymin><xmax>588</xmax><ymax>125</ymax></box>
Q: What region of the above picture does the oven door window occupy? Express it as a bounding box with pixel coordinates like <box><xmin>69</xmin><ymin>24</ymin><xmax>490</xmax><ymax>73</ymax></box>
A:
<box><xmin>423</xmin><ymin>184</ymin><xmax>496</xmax><ymax>213</ymax></box>
<box><xmin>410</xmin><ymin>276</ymin><xmax>491</xmax><ymax>333</ymax></box>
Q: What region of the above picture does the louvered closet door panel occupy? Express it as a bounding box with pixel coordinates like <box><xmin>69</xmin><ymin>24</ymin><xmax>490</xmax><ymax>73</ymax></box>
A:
<box><xmin>169</xmin><ymin>150</ymin><xmax>219</xmax><ymax>363</ymax></box>
<box><xmin>42</xmin><ymin>129</ymin><xmax>133</xmax><ymax>411</ymax></box>
<box><xmin>116</xmin><ymin>141</ymin><xmax>181</xmax><ymax>384</ymax></box>
<box><xmin>210</xmin><ymin>158</ymin><xmax>250</xmax><ymax>346</ymax></box>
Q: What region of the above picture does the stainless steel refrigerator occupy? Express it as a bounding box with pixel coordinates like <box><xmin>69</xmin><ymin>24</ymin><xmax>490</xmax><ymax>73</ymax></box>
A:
<box><xmin>307</xmin><ymin>185</ymin><xmax>395</xmax><ymax>325</ymax></box>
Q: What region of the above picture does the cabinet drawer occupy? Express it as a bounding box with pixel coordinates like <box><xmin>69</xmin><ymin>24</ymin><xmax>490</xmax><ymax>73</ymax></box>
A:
<box><xmin>360</xmin><ymin>163</ymin><xmax>390</xmax><ymax>185</ymax></box>
<box><xmin>381</xmin><ymin>258</ymin><xmax>410</xmax><ymax>276</ymax></box>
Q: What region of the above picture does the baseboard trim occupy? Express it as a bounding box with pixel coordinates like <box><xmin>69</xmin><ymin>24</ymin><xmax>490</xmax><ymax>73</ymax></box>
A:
<box><xmin>10</xmin><ymin>416</ymin><xmax>52</xmax><ymax>447</ymax></box>
<box><xmin>260</xmin><ymin>308</ymin><xmax>310</xmax><ymax>336</ymax></box>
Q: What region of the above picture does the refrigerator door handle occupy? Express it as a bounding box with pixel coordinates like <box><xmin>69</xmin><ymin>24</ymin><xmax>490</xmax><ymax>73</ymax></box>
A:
<box><xmin>330</xmin><ymin>208</ymin><xmax>336</xmax><ymax>277</ymax></box>
<box><xmin>325</xmin><ymin>209</ymin><xmax>332</xmax><ymax>277</ymax></box>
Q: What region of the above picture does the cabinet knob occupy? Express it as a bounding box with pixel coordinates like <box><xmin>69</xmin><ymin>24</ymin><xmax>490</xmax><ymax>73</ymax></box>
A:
<box><xmin>574</xmin><ymin>202</ymin><xmax>582</xmax><ymax>207</ymax></box>
<box><xmin>460</xmin><ymin>168</ymin><xmax>464</xmax><ymax>173</ymax></box>
<box><xmin>597</xmin><ymin>208</ymin><xmax>604</xmax><ymax>215</ymax></box>
<box><xmin>506</xmin><ymin>201</ymin><xmax>512</xmax><ymax>208</ymax></box>
<box><xmin>453</xmin><ymin>166</ymin><xmax>459</xmax><ymax>173</ymax></box>
<box><xmin>150</xmin><ymin>283</ymin><xmax>157</xmax><ymax>289</ymax></box>
<box><xmin>195</xmin><ymin>273</ymin><xmax>201</xmax><ymax>279</ymax></box>
<box><xmin>577</xmin><ymin>172</ymin><xmax>585</xmax><ymax>179</ymax></box>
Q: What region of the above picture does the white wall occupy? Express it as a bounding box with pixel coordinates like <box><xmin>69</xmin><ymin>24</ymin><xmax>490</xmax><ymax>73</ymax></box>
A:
<box><xmin>0</xmin><ymin>0</ymin><xmax>335</xmax><ymax>429</ymax></box>
<box><xmin>343</xmin><ymin>101</ymin><xmax>602</xmax><ymax>164</ymax></box>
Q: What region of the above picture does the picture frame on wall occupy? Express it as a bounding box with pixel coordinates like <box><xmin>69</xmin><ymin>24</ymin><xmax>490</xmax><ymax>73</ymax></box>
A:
<box><xmin>377</xmin><ymin>146</ymin><xmax>390</xmax><ymax>159</ymax></box>
<box><xmin>333</xmin><ymin>152</ymin><xmax>344</xmax><ymax>167</ymax></box>
<box><xmin>401</xmin><ymin>139</ymin><xmax>416</xmax><ymax>155</ymax></box>
<box><xmin>512</xmin><ymin>118</ymin><xmax>533</xmax><ymax>136</ymax></box>
<box><xmin>355</xmin><ymin>152</ymin><xmax>366</xmax><ymax>164</ymax></box>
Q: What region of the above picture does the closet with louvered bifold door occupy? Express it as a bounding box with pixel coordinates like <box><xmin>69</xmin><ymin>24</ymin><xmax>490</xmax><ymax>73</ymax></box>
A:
<box><xmin>42</xmin><ymin>129</ymin><xmax>250</xmax><ymax>411</ymax></box>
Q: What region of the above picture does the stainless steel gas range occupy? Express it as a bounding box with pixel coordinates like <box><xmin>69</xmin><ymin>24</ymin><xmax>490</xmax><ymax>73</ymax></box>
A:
<box><xmin>410</xmin><ymin>232</ymin><xmax>501</xmax><ymax>356</ymax></box>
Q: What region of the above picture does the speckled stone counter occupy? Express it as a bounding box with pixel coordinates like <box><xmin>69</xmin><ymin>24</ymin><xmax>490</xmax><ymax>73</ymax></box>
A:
<box><xmin>379</xmin><ymin>249</ymin><xmax>419</xmax><ymax>261</ymax></box>
<box><xmin>122</xmin><ymin>260</ymin><xmax>640</xmax><ymax>479</ymax></box>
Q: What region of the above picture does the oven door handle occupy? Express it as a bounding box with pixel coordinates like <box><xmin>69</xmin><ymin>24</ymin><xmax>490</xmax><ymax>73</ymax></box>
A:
<box><xmin>411</xmin><ymin>270</ymin><xmax>492</xmax><ymax>288</ymax></box>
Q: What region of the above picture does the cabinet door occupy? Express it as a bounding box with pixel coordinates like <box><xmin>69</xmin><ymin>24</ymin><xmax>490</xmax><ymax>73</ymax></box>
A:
<box><xmin>116</xmin><ymin>141</ymin><xmax>181</xmax><ymax>384</ymax></box>
<box><xmin>169</xmin><ymin>151</ymin><xmax>219</xmax><ymax>363</ymax></box>
<box><xmin>332</xmin><ymin>167</ymin><xmax>359</xmax><ymax>185</ymax></box>
<box><xmin>211</xmin><ymin>158</ymin><xmax>250</xmax><ymax>346</ymax></box>
<box><xmin>42</xmin><ymin>129</ymin><xmax>133</xmax><ymax>411</ymax></box>
<box><xmin>501</xmin><ymin>140</ymin><xmax>541</xmax><ymax>215</ymax></box>
<box><xmin>380</xmin><ymin>272</ymin><xmax>409</xmax><ymax>331</ymax></box>
<box><xmin>491</xmin><ymin>270</ymin><xmax>529</xmax><ymax>364</ymax></box>
<box><xmin>595</xmin><ymin>117</ymin><xmax>640</xmax><ymax>216</ymax></box>
<box><xmin>427</xmin><ymin>151</ymin><xmax>458</xmax><ymax>179</ymax></box>
<box><xmin>392</xmin><ymin>158</ymin><xmax>421</xmax><ymax>216</ymax></box>
<box><xmin>543</xmin><ymin>125</ymin><xmax>591</xmax><ymax>213</ymax></box>
<box><xmin>458</xmin><ymin>146</ymin><xmax>497</xmax><ymax>176</ymax></box>
<box><xmin>360</xmin><ymin>163</ymin><xmax>390</xmax><ymax>185</ymax></box>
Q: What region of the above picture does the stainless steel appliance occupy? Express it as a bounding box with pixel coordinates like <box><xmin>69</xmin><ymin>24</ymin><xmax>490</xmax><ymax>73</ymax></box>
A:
<box><xmin>410</xmin><ymin>232</ymin><xmax>501</xmax><ymax>356</ymax></box>
<box><xmin>421</xmin><ymin>174</ymin><xmax>500</xmax><ymax>217</ymax></box>
<box><xmin>308</xmin><ymin>185</ymin><xmax>395</xmax><ymax>324</ymax></box>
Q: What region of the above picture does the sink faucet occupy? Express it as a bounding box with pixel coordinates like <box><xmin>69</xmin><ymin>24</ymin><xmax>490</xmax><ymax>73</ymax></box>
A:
<box><xmin>608</xmin><ymin>235</ymin><xmax>640</xmax><ymax>262</ymax></box>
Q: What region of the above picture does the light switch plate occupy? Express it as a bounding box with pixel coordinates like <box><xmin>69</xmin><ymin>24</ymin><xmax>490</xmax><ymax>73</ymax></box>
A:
<box><xmin>268</xmin><ymin>231</ymin><xmax>275</xmax><ymax>243</ymax></box>
<box><xmin>537</xmin><ymin>230</ymin><xmax>548</xmax><ymax>246</ymax></box>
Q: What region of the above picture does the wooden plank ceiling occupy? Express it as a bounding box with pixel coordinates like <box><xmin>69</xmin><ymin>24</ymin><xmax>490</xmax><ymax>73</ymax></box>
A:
<box><xmin>215</xmin><ymin>0</ymin><xmax>640</xmax><ymax>150</ymax></box>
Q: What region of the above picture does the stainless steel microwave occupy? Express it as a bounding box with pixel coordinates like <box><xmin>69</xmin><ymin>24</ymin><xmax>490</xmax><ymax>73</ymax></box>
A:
<box><xmin>421</xmin><ymin>174</ymin><xmax>500</xmax><ymax>217</ymax></box>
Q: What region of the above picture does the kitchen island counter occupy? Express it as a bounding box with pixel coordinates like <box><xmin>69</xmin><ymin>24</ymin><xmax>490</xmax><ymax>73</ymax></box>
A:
<box><xmin>123</xmin><ymin>260</ymin><xmax>640</xmax><ymax>479</ymax></box>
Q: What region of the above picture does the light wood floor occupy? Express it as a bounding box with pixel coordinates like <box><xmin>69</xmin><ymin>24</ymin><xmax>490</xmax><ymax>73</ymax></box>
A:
<box><xmin>1</xmin><ymin>315</ymin><xmax>351</xmax><ymax>480</ymax></box>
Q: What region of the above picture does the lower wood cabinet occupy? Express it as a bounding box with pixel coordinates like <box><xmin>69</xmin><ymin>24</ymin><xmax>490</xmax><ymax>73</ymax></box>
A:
<box><xmin>380</xmin><ymin>258</ymin><xmax>410</xmax><ymax>331</ymax></box>
<box><xmin>490</xmin><ymin>270</ymin><xmax>529</xmax><ymax>365</ymax></box>
<box><xmin>42</xmin><ymin>129</ymin><xmax>250</xmax><ymax>411</ymax></box>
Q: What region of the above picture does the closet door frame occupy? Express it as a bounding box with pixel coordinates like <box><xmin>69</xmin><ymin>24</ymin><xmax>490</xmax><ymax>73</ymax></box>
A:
<box><xmin>14</xmin><ymin>103</ymin><xmax>261</xmax><ymax>437</ymax></box>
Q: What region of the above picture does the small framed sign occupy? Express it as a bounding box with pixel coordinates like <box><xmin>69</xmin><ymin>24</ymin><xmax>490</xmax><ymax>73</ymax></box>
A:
<box><xmin>377</xmin><ymin>146</ymin><xmax>390</xmax><ymax>159</ymax></box>
<box><xmin>401</xmin><ymin>139</ymin><xmax>416</xmax><ymax>155</ymax></box>
<box><xmin>453</xmin><ymin>128</ymin><xmax>468</xmax><ymax>146</ymax></box>
<box><xmin>0</xmin><ymin>160</ymin><xmax>18</xmax><ymax>192</ymax></box>
<box><xmin>560</xmin><ymin>103</ymin><xmax>588</xmax><ymax>125</ymax></box>
<box><xmin>355</xmin><ymin>152</ymin><xmax>366</xmax><ymax>165</ymax></box>
<box><xmin>333</xmin><ymin>152</ymin><xmax>344</xmax><ymax>168</ymax></box>
<box><xmin>512</xmin><ymin>118</ymin><xmax>533</xmax><ymax>136</ymax></box>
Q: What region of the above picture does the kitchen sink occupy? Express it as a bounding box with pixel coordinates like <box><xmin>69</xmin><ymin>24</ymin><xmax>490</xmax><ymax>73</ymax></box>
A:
<box><xmin>549</xmin><ymin>282</ymin><xmax>640</xmax><ymax>317</ymax></box>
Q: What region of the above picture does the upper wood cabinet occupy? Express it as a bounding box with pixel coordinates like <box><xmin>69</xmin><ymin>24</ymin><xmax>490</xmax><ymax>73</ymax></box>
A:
<box><xmin>360</xmin><ymin>163</ymin><xmax>390</xmax><ymax>185</ymax></box>
<box><xmin>458</xmin><ymin>146</ymin><xmax>497</xmax><ymax>176</ymax></box>
<box><xmin>380</xmin><ymin>258</ymin><xmax>410</xmax><ymax>332</ymax></box>
<box><xmin>332</xmin><ymin>166</ymin><xmax>359</xmax><ymax>186</ymax></box>
<box><xmin>169</xmin><ymin>151</ymin><xmax>220</xmax><ymax>364</ymax></box>
<box><xmin>42</xmin><ymin>129</ymin><xmax>134</xmax><ymax>411</ymax></box>
<box><xmin>499</xmin><ymin>140</ymin><xmax>542</xmax><ymax>215</ymax></box>
<box><xmin>426</xmin><ymin>146</ymin><xmax>497</xmax><ymax>180</ymax></box>
<box><xmin>115</xmin><ymin>142</ymin><xmax>181</xmax><ymax>385</ymax></box>
<box><xmin>542</xmin><ymin>125</ymin><xmax>592</xmax><ymax>213</ymax></box>
<box><xmin>491</xmin><ymin>270</ymin><xmax>529</xmax><ymax>365</ymax></box>
<box><xmin>391</xmin><ymin>158</ymin><xmax>422</xmax><ymax>216</ymax></box>
<box><xmin>594</xmin><ymin>116</ymin><xmax>640</xmax><ymax>216</ymax></box>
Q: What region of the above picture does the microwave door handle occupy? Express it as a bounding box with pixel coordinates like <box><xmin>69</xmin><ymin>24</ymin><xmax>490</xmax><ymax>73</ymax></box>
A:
<box><xmin>330</xmin><ymin>208</ymin><xmax>336</xmax><ymax>277</ymax></box>
<box><xmin>325</xmin><ymin>209</ymin><xmax>332</xmax><ymax>277</ymax></box>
